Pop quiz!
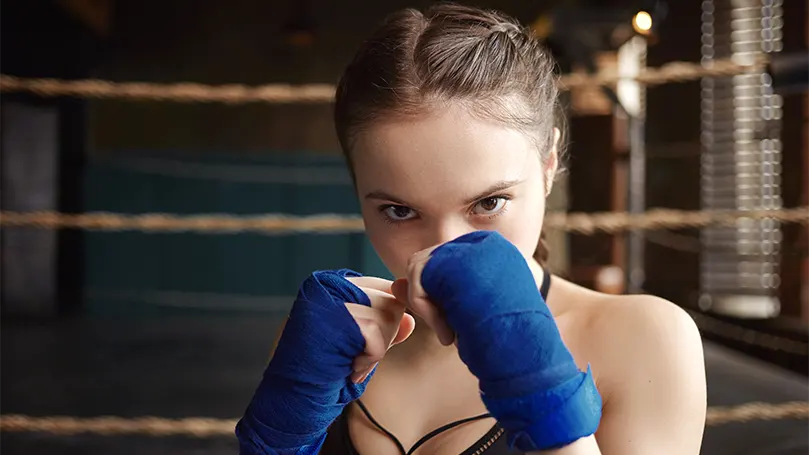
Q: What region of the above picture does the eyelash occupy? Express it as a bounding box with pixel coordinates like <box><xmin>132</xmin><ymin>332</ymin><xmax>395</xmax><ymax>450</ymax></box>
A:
<box><xmin>379</xmin><ymin>205</ymin><xmax>415</xmax><ymax>226</ymax></box>
<box><xmin>378</xmin><ymin>194</ymin><xmax>512</xmax><ymax>225</ymax></box>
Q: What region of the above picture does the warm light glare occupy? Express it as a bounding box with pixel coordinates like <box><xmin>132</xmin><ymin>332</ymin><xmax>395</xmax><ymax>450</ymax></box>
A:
<box><xmin>633</xmin><ymin>11</ymin><xmax>653</xmax><ymax>34</ymax></box>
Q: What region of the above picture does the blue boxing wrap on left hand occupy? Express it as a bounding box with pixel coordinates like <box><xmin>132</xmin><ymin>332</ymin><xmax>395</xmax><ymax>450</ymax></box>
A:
<box><xmin>421</xmin><ymin>231</ymin><xmax>602</xmax><ymax>451</ymax></box>
<box><xmin>236</xmin><ymin>269</ymin><xmax>374</xmax><ymax>455</ymax></box>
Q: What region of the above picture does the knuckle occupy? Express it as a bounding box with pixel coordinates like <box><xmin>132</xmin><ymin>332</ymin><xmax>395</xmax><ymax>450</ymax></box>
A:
<box><xmin>409</xmin><ymin>276</ymin><xmax>424</xmax><ymax>298</ymax></box>
<box><xmin>362</xmin><ymin>317</ymin><xmax>380</xmax><ymax>330</ymax></box>
<box><xmin>406</xmin><ymin>258</ymin><xmax>419</xmax><ymax>275</ymax></box>
<box><xmin>354</xmin><ymin>316</ymin><xmax>377</xmax><ymax>333</ymax></box>
<box><xmin>367</xmin><ymin>346</ymin><xmax>385</xmax><ymax>361</ymax></box>
<box><xmin>407</xmin><ymin>249</ymin><xmax>429</xmax><ymax>271</ymax></box>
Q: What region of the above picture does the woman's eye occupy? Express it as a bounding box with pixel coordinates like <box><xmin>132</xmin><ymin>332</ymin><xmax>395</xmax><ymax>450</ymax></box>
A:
<box><xmin>382</xmin><ymin>205</ymin><xmax>417</xmax><ymax>221</ymax></box>
<box><xmin>472</xmin><ymin>197</ymin><xmax>507</xmax><ymax>215</ymax></box>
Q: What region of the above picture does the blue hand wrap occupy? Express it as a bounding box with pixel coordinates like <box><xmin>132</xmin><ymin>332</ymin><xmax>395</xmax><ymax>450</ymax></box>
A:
<box><xmin>421</xmin><ymin>231</ymin><xmax>602</xmax><ymax>451</ymax></box>
<box><xmin>236</xmin><ymin>269</ymin><xmax>373</xmax><ymax>455</ymax></box>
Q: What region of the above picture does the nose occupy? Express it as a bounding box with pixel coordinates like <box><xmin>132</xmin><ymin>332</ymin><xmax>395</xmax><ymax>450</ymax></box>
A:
<box><xmin>430</xmin><ymin>218</ymin><xmax>476</xmax><ymax>248</ymax></box>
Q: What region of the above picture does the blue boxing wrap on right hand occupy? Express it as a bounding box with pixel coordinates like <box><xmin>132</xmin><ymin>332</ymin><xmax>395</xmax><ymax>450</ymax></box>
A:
<box><xmin>421</xmin><ymin>231</ymin><xmax>602</xmax><ymax>451</ymax></box>
<box><xmin>236</xmin><ymin>269</ymin><xmax>373</xmax><ymax>455</ymax></box>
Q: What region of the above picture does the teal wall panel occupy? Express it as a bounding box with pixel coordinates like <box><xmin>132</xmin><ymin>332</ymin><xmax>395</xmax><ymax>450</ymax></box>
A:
<box><xmin>82</xmin><ymin>152</ymin><xmax>390</xmax><ymax>315</ymax></box>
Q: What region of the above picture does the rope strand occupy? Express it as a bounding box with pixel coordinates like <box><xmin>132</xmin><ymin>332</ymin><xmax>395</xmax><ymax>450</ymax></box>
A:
<box><xmin>0</xmin><ymin>56</ymin><xmax>767</xmax><ymax>103</ymax></box>
<box><xmin>1</xmin><ymin>207</ymin><xmax>805</xmax><ymax>234</ymax></box>
<box><xmin>1</xmin><ymin>400</ymin><xmax>805</xmax><ymax>437</ymax></box>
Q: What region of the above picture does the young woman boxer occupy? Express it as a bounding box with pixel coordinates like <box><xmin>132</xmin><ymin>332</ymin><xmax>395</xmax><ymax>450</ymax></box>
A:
<box><xmin>237</xmin><ymin>4</ymin><xmax>707</xmax><ymax>455</ymax></box>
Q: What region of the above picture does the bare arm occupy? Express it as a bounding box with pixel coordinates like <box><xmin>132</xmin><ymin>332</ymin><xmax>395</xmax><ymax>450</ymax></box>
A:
<box><xmin>593</xmin><ymin>297</ymin><xmax>706</xmax><ymax>454</ymax></box>
<box><xmin>527</xmin><ymin>296</ymin><xmax>706</xmax><ymax>455</ymax></box>
<box><xmin>526</xmin><ymin>435</ymin><xmax>601</xmax><ymax>455</ymax></box>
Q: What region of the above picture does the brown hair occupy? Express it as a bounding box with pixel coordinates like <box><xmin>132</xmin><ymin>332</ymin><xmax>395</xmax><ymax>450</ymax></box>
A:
<box><xmin>334</xmin><ymin>3</ymin><xmax>564</xmax><ymax>265</ymax></box>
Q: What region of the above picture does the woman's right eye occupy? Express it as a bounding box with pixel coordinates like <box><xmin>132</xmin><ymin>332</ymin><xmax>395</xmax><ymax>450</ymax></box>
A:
<box><xmin>381</xmin><ymin>205</ymin><xmax>417</xmax><ymax>222</ymax></box>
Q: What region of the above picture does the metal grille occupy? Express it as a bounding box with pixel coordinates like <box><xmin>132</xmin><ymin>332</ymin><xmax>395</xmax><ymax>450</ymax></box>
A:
<box><xmin>700</xmin><ymin>0</ymin><xmax>783</xmax><ymax>318</ymax></box>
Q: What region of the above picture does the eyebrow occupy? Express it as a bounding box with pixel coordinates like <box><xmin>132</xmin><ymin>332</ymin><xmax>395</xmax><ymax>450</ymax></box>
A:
<box><xmin>364</xmin><ymin>190</ymin><xmax>409</xmax><ymax>205</ymax></box>
<box><xmin>364</xmin><ymin>179</ymin><xmax>525</xmax><ymax>206</ymax></box>
<box><xmin>462</xmin><ymin>179</ymin><xmax>525</xmax><ymax>205</ymax></box>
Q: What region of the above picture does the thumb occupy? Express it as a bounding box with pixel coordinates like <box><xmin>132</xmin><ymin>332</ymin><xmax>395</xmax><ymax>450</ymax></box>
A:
<box><xmin>391</xmin><ymin>278</ymin><xmax>409</xmax><ymax>305</ymax></box>
<box><xmin>390</xmin><ymin>279</ymin><xmax>416</xmax><ymax>346</ymax></box>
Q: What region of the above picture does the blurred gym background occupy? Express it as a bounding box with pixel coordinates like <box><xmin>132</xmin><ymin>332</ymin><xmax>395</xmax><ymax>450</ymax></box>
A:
<box><xmin>1</xmin><ymin>1</ymin><xmax>807</xmax><ymax>454</ymax></box>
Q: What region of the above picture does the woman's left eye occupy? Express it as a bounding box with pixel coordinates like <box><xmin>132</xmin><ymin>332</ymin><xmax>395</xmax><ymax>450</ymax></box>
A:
<box><xmin>472</xmin><ymin>197</ymin><xmax>508</xmax><ymax>215</ymax></box>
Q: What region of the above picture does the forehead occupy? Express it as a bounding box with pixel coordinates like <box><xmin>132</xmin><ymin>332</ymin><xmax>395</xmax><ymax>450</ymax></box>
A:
<box><xmin>350</xmin><ymin>105</ymin><xmax>541</xmax><ymax>199</ymax></box>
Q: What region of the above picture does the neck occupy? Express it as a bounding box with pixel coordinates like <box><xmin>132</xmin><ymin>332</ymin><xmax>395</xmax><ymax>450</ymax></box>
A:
<box><xmin>528</xmin><ymin>258</ymin><xmax>547</xmax><ymax>294</ymax></box>
<box><xmin>389</xmin><ymin>312</ymin><xmax>455</xmax><ymax>362</ymax></box>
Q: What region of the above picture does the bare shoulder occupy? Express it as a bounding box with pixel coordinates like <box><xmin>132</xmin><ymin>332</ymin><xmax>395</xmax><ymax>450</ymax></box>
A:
<box><xmin>586</xmin><ymin>292</ymin><xmax>703</xmax><ymax>370</ymax></box>
<box><xmin>553</xmin><ymin>277</ymin><xmax>700</xmax><ymax>348</ymax></box>
<box><xmin>554</xmin><ymin>280</ymin><xmax>707</xmax><ymax>453</ymax></box>
<box><xmin>588</xmin><ymin>292</ymin><xmax>701</xmax><ymax>348</ymax></box>
<box><xmin>552</xmin><ymin>278</ymin><xmax>705</xmax><ymax>402</ymax></box>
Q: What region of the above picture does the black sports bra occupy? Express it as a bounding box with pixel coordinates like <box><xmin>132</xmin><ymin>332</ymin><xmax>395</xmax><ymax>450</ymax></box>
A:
<box><xmin>319</xmin><ymin>274</ymin><xmax>552</xmax><ymax>455</ymax></box>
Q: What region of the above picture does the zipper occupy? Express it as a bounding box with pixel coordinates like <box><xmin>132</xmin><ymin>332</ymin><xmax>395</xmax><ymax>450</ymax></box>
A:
<box><xmin>472</xmin><ymin>427</ymin><xmax>505</xmax><ymax>455</ymax></box>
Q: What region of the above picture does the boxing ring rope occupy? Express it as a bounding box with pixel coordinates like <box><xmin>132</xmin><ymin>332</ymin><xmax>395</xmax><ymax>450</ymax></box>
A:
<box><xmin>0</xmin><ymin>55</ymin><xmax>767</xmax><ymax>102</ymax></box>
<box><xmin>0</xmin><ymin>53</ymin><xmax>797</xmax><ymax>239</ymax></box>
<box><xmin>2</xmin><ymin>400</ymin><xmax>807</xmax><ymax>437</ymax></box>
<box><xmin>1</xmin><ymin>207</ymin><xmax>806</xmax><ymax>235</ymax></box>
<box><xmin>1</xmin><ymin>54</ymin><xmax>807</xmax><ymax>437</ymax></box>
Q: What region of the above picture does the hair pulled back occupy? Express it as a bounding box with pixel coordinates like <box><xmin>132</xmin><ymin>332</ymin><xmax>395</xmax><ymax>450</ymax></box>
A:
<box><xmin>334</xmin><ymin>3</ymin><xmax>563</xmax><ymax>264</ymax></box>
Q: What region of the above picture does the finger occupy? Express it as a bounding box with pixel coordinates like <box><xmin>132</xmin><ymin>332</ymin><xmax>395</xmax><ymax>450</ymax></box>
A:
<box><xmin>365</xmin><ymin>287</ymin><xmax>407</xmax><ymax>317</ymax></box>
<box><xmin>409</xmin><ymin>245</ymin><xmax>456</xmax><ymax>345</ymax></box>
<box><xmin>352</xmin><ymin>353</ymin><xmax>376</xmax><ymax>372</ymax></box>
<box><xmin>346</xmin><ymin>276</ymin><xmax>395</xmax><ymax>295</ymax></box>
<box><xmin>346</xmin><ymin>302</ymin><xmax>399</xmax><ymax>349</ymax></box>
<box><xmin>354</xmin><ymin>318</ymin><xmax>387</xmax><ymax>363</ymax></box>
<box><xmin>351</xmin><ymin>318</ymin><xmax>384</xmax><ymax>384</ymax></box>
<box><xmin>348</xmin><ymin>287</ymin><xmax>407</xmax><ymax>319</ymax></box>
<box><xmin>410</xmin><ymin>292</ymin><xmax>455</xmax><ymax>346</ymax></box>
<box><xmin>345</xmin><ymin>302</ymin><xmax>398</xmax><ymax>328</ymax></box>
<box><xmin>351</xmin><ymin>363</ymin><xmax>377</xmax><ymax>384</ymax></box>
<box><xmin>390</xmin><ymin>278</ymin><xmax>408</xmax><ymax>305</ymax></box>
<box><xmin>405</xmin><ymin>256</ymin><xmax>439</xmax><ymax>326</ymax></box>
<box><xmin>362</xmin><ymin>364</ymin><xmax>377</xmax><ymax>381</ymax></box>
<box><xmin>389</xmin><ymin>279</ymin><xmax>417</xmax><ymax>345</ymax></box>
<box><xmin>405</xmin><ymin>256</ymin><xmax>455</xmax><ymax>346</ymax></box>
<box><xmin>347</xmin><ymin>302</ymin><xmax>414</xmax><ymax>351</ymax></box>
<box><xmin>391</xmin><ymin>313</ymin><xmax>416</xmax><ymax>346</ymax></box>
<box><xmin>351</xmin><ymin>357</ymin><xmax>378</xmax><ymax>380</ymax></box>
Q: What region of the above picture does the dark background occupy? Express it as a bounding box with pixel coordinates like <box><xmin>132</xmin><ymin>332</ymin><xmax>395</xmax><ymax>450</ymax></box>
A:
<box><xmin>1</xmin><ymin>1</ymin><xmax>807</xmax><ymax>454</ymax></box>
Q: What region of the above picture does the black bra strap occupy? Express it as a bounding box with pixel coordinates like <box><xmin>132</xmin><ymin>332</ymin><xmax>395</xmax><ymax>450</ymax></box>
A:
<box><xmin>355</xmin><ymin>399</ymin><xmax>407</xmax><ymax>455</ymax></box>
<box><xmin>353</xmin><ymin>274</ymin><xmax>549</xmax><ymax>453</ymax></box>
<box><xmin>540</xmin><ymin>272</ymin><xmax>552</xmax><ymax>300</ymax></box>
<box><xmin>355</xmin><ymin>399</ymin><xmax>493</xmax><ymax>455</ymax></box>
<box><xmin>407</xmin><ymin>412</ymin><xmax>492</xmax><ymax>455</ymax></box>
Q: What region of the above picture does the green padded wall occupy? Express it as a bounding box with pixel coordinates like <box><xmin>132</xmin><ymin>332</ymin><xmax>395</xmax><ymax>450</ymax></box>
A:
<box><xmin>81</xmin><ymin>151</ymin><xmax>390</xmax><ymax>315</ymax></box>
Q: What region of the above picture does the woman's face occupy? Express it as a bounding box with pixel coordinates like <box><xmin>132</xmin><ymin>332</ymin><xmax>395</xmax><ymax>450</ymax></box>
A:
<box><xmin>350</xmin><ymin>104</ymin><xmax>554</xmax><ymax>278</ymax></box>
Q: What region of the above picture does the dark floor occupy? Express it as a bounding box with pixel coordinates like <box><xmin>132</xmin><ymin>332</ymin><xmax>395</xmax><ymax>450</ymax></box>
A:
<box><xmin>1</xmin><ymin>316</ymin><xmax>808</xmax><ymax>455</ymax></box>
